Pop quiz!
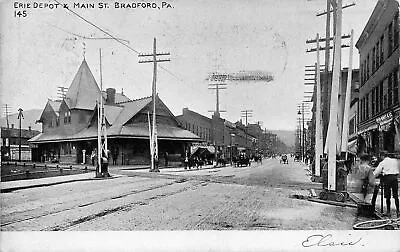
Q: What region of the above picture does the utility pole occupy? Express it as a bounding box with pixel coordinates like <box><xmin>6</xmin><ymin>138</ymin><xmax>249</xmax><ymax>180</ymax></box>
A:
<box><xmin>315</xmin><ymin>34</ymin><xmax>323</xmax><ymax>177</ymax></box>
<box><xmin>97</xmin><ymin>49</ymin><xmax>109</xmax><ymax>177</ymax></box>
<box><xmin>208</xmin><ymin>74</ymin><xmax>227</xmax><ymax>117</ymax></box>
<box><xmin>241</xmin><ymin>110</ymin><xmax>253</xmax><ymax>153</ymax></box>
<box><xmin>139</xmin><ymin>38</ymin><xmax>170</xmax><ymax>172</ymax></box>
<box><xmin>3</xmin><ymin>104</ymin><xmax>11</xmax><ymax>160</ymax></box>
<box><xmin>3</xmin><ymin>104</ymin><xmax>11</xmax><ymax>129</ymax></box>
<box><xmin>17</xmin><ymin>108</ymin><xmax>24</xmax><ymax>162</ymax></box>
<box><xmin>341</xmin><ymin>29</ymin><xmax>354</xmax><ymax>157</ymax></box>
<box><xmin>57</xmin><ymin>87</ymin><xmax>68</xmax><ymax>100</ymax></box>
<box><xmin>314</xmin><ymin>0</ymin><xmax>355</xmax><ymax>149</ymax></box>
<box><xmin>326</xmin><ymin>0</ymin><xmax>343</xmax><ymax>191</ymax></box>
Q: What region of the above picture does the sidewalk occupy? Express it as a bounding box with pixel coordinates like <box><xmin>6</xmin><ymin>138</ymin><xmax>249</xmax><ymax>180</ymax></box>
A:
<box><xmin>0</xmin><ymin>172</ymin><xmax>125</xmax><ymax>193</ymax></box>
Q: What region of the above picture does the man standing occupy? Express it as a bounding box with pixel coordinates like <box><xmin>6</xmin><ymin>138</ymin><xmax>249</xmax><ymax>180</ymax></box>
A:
<box><xmin>373</xmin><ymin>151</ymin><xmax>400</xmax><ymax>218</ymax></box>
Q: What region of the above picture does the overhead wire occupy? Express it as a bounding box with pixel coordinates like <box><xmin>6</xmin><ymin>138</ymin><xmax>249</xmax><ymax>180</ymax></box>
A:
<box><xmin>52</xmin><ymin>0</ymin><xmax>185</xmax><ymax>83</ymax></box>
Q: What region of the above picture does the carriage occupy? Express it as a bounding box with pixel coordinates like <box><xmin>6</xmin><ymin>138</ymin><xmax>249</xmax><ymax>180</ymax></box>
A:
<box><xmin>235</xmin><ymin>154</ymin><xmax>251</xmax><ymax>167</ymax></box>
<box><xmin>280</xmin><ymin>154</ymin><xmax>289</xmax><ymax>164</ymax></box>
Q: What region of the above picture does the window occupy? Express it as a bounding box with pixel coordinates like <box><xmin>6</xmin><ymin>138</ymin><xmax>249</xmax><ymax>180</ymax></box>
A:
<box><xmin>388</xmin><ymin>22</ymin><xmax>393</xmax><ymax>54</ymax></box>
<box><xmin>375</xmin><ymin>86</ymin><xmax>380</xmax><ymax>113</ymax></box>
<box><xmin>379</xmin><ymin>81</ymin><xmax>384</xmax><ymax>111</ymax></box>
<box><xmin>380</xmin><ymin>35</ymin><xmax>384</xmax><ymax>64</ymax></box>
<box><xmin>360</xmin><ymin>98</ymin><xmax>364</xmax><ymax>122</ymax></box>
<box><xmin>366</xmin><ymin>54</ymin><xmax>370</xmax><ymax>78</ymax></box>
<box><xmin>395</xmin><ymin>11</ymin><xmax>399</xmax><ymax>48</ymax></box>
<box><xmin>394</xmin><ymin>68</ymin><xmax>399</xmax><ymax>104</ymax></box>
<box><xmin>376</xmin><ymin>41</ymin><xmax>380</xmax><ymax>70</ymax></box>
<box><xmin>388</xmin><ymin>73</ymin><xmax>393</xmax><ymax>107</ymax></box>
<box><xmin>365</xmin><ymin>94</ymin><xmax>369</xmax><ymax>120</ymax></box>
<box><xmin>372</xmin><ymin>46</ymin><xmax>376</xmax><ymax>73</ymax></box>
<box><xmin>56</xmin><ymin>116</ymin><xmax>60</xmax><ymax>127</ymax></box>
<box><xmin>64</xmin><ymin>111</ymin><xmax>71</xmax><ymax>124</ymax></box>
<box><xmin>49</xmin><ymin>120</ymin><xmax>53</xmax><ymax>128</ymax></box>
<box><xmin>371</xmin><ymin>89</ymin><xmax>375</xmax><ymax>115</ymax></box>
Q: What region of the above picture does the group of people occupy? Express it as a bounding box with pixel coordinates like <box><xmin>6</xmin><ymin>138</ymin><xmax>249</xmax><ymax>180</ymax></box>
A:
<box><xmin>357</xmin><ymin>151</ymin><xmax>399</xmax><ymax>218</ymax></box>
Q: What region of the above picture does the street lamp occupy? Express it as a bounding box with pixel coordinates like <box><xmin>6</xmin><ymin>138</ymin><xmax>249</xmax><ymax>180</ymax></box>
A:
<box><xmin>298</xmin><ymin>106</ymin><xmax>305</xmax><ymax>162</ymax></box>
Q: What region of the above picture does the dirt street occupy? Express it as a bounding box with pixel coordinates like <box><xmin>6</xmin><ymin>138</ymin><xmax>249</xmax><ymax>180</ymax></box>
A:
<box><xmin>1</xmin><ymin>157</ymin><xmax>358</xmax><ymax>231</ymax></box>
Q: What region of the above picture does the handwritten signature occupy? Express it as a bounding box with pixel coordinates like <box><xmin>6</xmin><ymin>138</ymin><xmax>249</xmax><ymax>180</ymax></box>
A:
<box><xmin>302</xmin><ymin>234</ymin><xmax>363</xmax><ymax>247</ymax></box>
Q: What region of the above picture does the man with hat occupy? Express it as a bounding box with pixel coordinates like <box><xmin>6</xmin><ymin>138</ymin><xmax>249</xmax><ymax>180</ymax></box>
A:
<box><xmin>373</xmin><ymin>151</ymin><xmax>399</xmax><ymax>217</ymax></box>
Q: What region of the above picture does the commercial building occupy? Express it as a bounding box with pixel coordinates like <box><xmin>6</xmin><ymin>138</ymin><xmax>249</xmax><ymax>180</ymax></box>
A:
<box><xmin>1</xmin><ymin>126</ymin><xmax>40</xmax><ymax>161</ymax></box>
<box><xmin>355</xmin><ymin>0</ymin><xmax>399</xmax><ymax>155</ymax></box>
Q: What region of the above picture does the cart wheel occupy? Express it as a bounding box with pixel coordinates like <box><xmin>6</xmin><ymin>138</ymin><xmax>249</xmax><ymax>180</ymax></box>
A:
<box><xmin>335</xmin><ymin>193</ymin><xmax>345</xmax><ymax>202</ymax></box>
<box><xmin>319</xmin><ymin>191</ymin><xmax>328</xmax><ymax>200</ymax></box>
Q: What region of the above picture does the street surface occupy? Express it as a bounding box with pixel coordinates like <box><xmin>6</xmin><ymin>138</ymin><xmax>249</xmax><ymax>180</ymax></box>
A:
<box><xmin>1</xmin><ymin>157</ymin><xmax>358</xmax><ymax>230</ymax></box>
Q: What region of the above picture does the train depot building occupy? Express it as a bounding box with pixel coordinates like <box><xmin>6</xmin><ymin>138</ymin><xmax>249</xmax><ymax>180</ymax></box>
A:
<box><xmin>29</xmin><ymin>59</ymin><xmax>200</xmax><ymax>165</ymax></box>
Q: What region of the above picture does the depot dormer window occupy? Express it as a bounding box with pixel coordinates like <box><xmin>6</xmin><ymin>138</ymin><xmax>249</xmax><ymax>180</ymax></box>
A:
<box><xmin>64</xmin><ymin>111</ymin><xmax>71</xmax><ymax>124</ymax></box>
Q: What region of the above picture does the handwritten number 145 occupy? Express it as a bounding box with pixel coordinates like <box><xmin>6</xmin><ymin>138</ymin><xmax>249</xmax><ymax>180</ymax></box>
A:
<box><xmin>14</xmin><ymin>10</ymin><xmax>27</xmax><ymax>18</ymax></box>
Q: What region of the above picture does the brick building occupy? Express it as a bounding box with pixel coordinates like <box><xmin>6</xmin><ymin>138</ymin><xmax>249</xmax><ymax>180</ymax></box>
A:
<box><xmin>355</xmin><ymin>0</ymin><xmax>399</xmax><ymax>155</ymax></box>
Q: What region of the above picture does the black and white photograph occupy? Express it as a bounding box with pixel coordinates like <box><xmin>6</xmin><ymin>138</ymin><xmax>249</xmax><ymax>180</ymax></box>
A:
<box><xmin>0</xmin><ymin>0</ymin><xmax>400</xmax><ymax>251</ymax></box>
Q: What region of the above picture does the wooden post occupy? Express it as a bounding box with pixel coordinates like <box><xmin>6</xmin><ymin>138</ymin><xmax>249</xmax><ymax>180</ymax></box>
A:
<box><xmin>341</xmin><ymin>29</ymin><xmax>354</xmax><ymax>157</ymax></box>
<box><xmin>327</xmin><ymin>0</ymin><xmax>342</xmax><ymax>191</ymax></box>
<box><xmin>323</xmin><ymin>0</ymin><xmax>331</xmax><ymax>149</ymax></box>
<box><xmin>315</xmin><ymin>34</ymin><xmax>323</xmax><ymax>177</ymax></box>
<box><xmin>139</xmin><ymin>39</ymin><xmax>170</xmax><ymax>172</ymax></box>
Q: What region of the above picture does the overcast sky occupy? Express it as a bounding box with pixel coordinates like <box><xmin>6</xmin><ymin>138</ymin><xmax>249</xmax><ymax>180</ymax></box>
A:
<box><xmin>0</xmin><ymin>0</ymin><xmax>377</xmax><ymax>130</ymax></box>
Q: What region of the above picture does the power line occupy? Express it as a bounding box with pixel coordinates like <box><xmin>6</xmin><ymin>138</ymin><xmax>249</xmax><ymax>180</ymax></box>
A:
<box><xmin>53</xmin><ymin>0</ymin><xmax>183</xmax><ymax>83</ymax></box>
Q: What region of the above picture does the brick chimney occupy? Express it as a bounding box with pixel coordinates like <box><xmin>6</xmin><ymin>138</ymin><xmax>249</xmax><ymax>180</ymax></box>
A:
<box><xmin>106</xmin><ymin>88</ymin><xmax>116</xmax><ymax>104</ymax></box>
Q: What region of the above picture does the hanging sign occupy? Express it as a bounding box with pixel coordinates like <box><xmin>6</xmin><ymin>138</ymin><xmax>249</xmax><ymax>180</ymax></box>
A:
<box><xmin>376</xmin><ymin>112</ymin><xmax>393</xmax><ymax>131</ymax></box>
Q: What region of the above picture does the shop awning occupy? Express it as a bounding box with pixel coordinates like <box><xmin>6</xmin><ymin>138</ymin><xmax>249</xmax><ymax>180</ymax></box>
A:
<box><xmin>347</xmin><ymin>139</ymin><xmax>357</xmax><ymax>154</ymax></box>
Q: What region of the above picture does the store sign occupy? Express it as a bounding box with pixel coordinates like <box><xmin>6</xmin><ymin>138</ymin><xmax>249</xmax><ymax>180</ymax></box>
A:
<box><xmin>192</xmin><ymin>142</ymin><xmax>208</xmax><ymax>147</ymax></box>
<box><xmin>376</xmin><ymin>112</ymin><xmax>393</xmax><ymax>125</ymax></box>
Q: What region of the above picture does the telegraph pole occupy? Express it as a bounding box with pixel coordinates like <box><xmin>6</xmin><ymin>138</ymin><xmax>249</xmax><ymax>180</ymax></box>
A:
<box><xmin>96</xmin><ymin>48</ymin><xmax>110</xmax><ymax>177</ymax></box>
<box><xmin>314</xmin><ymin>0</ymin><xmax>355</xmax><ymax>148</ymax></box>
<box><xmin>241</xmin><ymin>110</ymin><xmax>253</xmax><ymax>153</ymax></box>
<box><xmin>326</xmin><ymin>0</ymin><xmax>343</xmax><ymax>191</ymax></box>
<box><xmin>3</xmin><ymin>104</ymin><xmax>11</xmax><ymax>129</ymax></box>
<box><xmin>57</xmin><ymin>87</ymin><xmax>68</xmax><ymax>100</ymax></box>
<box><xmin>17</xmin><ymin>108</ymin><xmax>24</xmax><ymax>162</ymax></box>
<box><xmin>208</xmin><ymin>74</ymin><xmax>227</xmax><ymax>117</ymax></box>
<box><xmin>139</xmin><ymin>38</ymin><xmax>170</xmax><ymax>172</ymax></box>
<box><xmin>341</xmin><ymin>29</ymin><xmax>354</xmax><ymax>157</ymax></box>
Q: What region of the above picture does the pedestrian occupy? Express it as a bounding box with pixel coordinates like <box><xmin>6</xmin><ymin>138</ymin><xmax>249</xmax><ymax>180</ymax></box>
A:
<box><xmin>184</xmin><ymin>154</ymin><xmax>189</xmax><ymax>170</ymax></box>
<box><xmin>91</xmin><ymin>149</ymin><xmax>96</xmax><ymax>166</ymax></box>
<box><xmin>373</xmin><ymin>151</ymin><xmax>400</xmax><ymax>218</ymax></box>
<box><xmin>112</xmin><ymin>147</ymin><xmax>119</xmax><ymax>165</ymax></box>
<box><xmin>164</xmin><ymin>152</ymin><xmax>169</xmax><ymax>167</ymax></box>
<box><xmin>357</xmin><ymin>154</ymin><xmax>375</xmax><ymax>202</ymax></box>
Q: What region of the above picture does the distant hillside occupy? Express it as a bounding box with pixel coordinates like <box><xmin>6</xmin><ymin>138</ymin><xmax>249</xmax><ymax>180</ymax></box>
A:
<box><xmin>0</xmin><ymin>109</ymin><xmax>42</xmax><ymax>131</ymax></box>
<box><xmin>271</xmin><ymin>130</ymin><xmax>295</xmax><ymax>147</ymax></box>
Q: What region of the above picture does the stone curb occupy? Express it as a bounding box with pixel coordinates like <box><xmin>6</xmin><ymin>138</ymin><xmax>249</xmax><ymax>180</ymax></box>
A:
<box><xmin>0</xmin><ymin>174</ymin><xmax>124</xmax><ymax>193</ymax></box>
